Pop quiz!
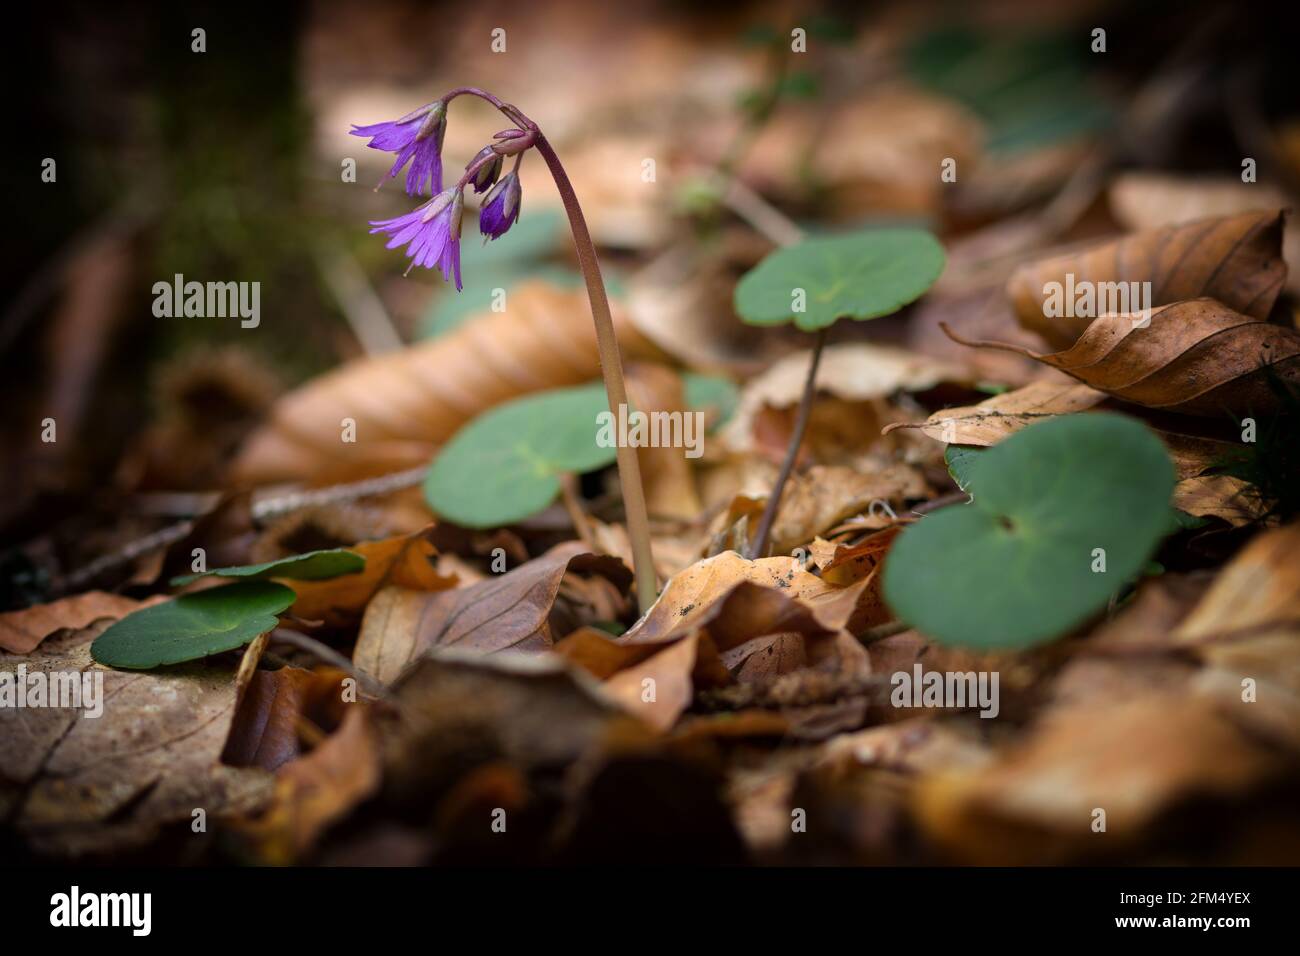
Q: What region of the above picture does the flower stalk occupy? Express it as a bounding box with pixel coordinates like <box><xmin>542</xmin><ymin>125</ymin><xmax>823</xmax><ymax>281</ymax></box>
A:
<box><xmin>356</xmin><ymin>87</ymin><xmax>658</xmax><ymax>611</ymax></box>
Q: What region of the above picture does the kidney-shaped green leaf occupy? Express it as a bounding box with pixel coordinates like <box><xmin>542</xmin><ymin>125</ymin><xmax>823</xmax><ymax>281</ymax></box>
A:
<box><xmin>91</xmin><ymin>581</ymin><xmax>297</xmax><ymax>670</ymax></box>
<box><xmin>884</xmin><ymin>414</ymin><xmax>1175</xmax><ymax>650</ymax></box>
<box><xmin>734</xmin><ymin>227</ymin><xmax>945</xmax><ymax>332</ymax></box>
<box><xmin>424</xmin><ymin>383</ymin><xmax>618</xmax><ymax>528</ymax></box>
<box><xmin>170</xmin><ymin>548</ymin><xmax>365</xmax><ymax>586</ymax></box>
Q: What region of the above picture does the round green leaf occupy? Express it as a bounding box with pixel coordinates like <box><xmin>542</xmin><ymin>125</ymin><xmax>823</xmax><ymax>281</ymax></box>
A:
<box><xmin>424</xmin><ymin>383</ymin><xmax>619</xmax><ymax>528</ymax></box>
<box><xmin>734</xmin><ymin>227</ymin><xmax>945</xmax><ymax>332</ymax></box>
<box><xmin>683</xmin><ymin>372</ymin><xmax>739</xmax><ymax>430</ymax></box>
<box><xmin>170</xmin><ymin>548</ymin><xmax>364</xmax><ymax>586</ymax></box>
<box><xmin>91</xmin><ymin>581</ymin><xmax>296</xmax><ymax>670</ymax></box>
<box><xmin>884</xmin><ymin>414</ymin><xmax>1175</xmax><ymax>650</ymax></box>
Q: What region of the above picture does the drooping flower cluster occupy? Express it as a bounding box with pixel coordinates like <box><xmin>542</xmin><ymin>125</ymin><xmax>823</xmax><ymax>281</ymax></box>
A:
<box><xmin>355</xmin><ymin>99</ymin><xmax>532</xmax><ymax>289</ymax></box>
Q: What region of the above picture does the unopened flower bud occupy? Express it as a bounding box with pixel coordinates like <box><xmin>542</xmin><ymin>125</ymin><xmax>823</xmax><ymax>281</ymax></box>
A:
<box><xmin>490</xmin><ymin>128</ymin><xmax>537</xmax><ymax>156</ymax></box>
<box><xmin>466</xmin><ymin>146</ymin><xmax>504</xmax><ymax>194</ymax></box>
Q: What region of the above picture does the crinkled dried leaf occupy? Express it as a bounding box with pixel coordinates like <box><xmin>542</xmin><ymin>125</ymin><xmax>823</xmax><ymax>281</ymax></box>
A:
<box><xmin>1</xmin><ymin>624</ymin><xmax>271</xmax><ymax>857</ymax></box>
<box><xmin>222</xmin><ymin>666</ymin><xmax>349</xmax><ymax>771</ymax></box>
<box><xmin>915</xmin><ymin>696</ymin><xmax>1279</xmax><ymax>864</ymax></box>
<box><xmin>891</xmin><ymin>380</ymin><xmax>1244</xmax><ymax>479</ymax></box>
<box><xmin>1176</xmin><ymin>521</ymin><xmax>1300</xmax><ymax>645</ymax></box>
<box><xmin>1172</xmin><ymin>474</ymin><xmax>1269</xmax><ymax>528</ymax></box>
<box><xmin>1007</xmin><ymin>209</ymin><xmax>1287</xmax><ymax>348</ymax></box>
<box><xmin>0</xmin><ymin>592</ymin><xmax>165</xmax><ymax>655</ymax></box>
<box><xmin>287</xmin><ymin>526</ymin><xmax>457</xmax><ymax>627</ymax></box>
<box><xmin>231</xmin><ymin>280</ymin><xmax>658</xmax><ymax>485</ymax></box>
<box><xmin>235</xmin><ymin>705</ymin><xmax>380</xmax><ymax>865</ymax></box>
<box><xmin>556</xmin><ymin>550</ymin><xmax>879</xmax><ymax>731</ymax></box>
<box><xmin>1109</xmin><ymin>173</ymin><xmax>1300</xmax><ymax>295</ymax></box>
<box><xmin>946</xmin><ymin>298</ymin><xmax>1300</xmax><ymax>417</ymax></box>
<box><xmin>885</xmin><ymin>379</ymin><xmax>1106</xmax><ymax>445</ymax></box>
<box><xmin>354</xmin><ymin>542</ymin><xmax>631</xmax><ymax>683</ymax></box>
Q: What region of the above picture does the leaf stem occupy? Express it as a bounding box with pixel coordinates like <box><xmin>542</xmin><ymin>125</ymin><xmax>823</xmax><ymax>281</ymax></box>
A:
<box><xmin>531</xmin><ymin>131</ymin><xmax>658</xmax><ymax>612</ymax></box>
<box><xmin>747</xmin><ymin>325</ymin><xmax>829</xmax><ymax>559</ymax></box>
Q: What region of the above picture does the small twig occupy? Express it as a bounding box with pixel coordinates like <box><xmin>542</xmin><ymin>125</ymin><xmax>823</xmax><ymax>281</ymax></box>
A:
<box><xmin>718</xmin><ymin>176</ymin><xmax>806</xmax><ymax>248</ymax></box>
<box><xmin>251</xmin><ymin>465</ymin><xmax>428</xmax><ymax>521</ymax></box>
<box><xmin>559</xmin><ymin>473</ymin><xmax>596</xmax><ymax>550</ymax></box>
<box><xmin>747</xmin><ymin>326</ymin><xmax>829</xmax><ymax>559</ymax></box>
<box><xmin>911</xmin><ymin>491</ymin><xmax>971</xmax><ymax>516</ymax></box>
<box><xmin>269</xmin><ymin>628</ymin><xmax>392</xmax><ymax>701</ymax></box>
<box><xmin>55</xmin><ymin>466</ymin><xmax>430</xmax><ymax>594</ymax></box>
<box><xmin>313</xmin><ymin>244</ymin><xmax>405</xmax><ymax>356</ymax></box>
<box><xmin>857</xmin><ymin>620</ymin><xmax>912</xmax><ymax>646</ymax></box>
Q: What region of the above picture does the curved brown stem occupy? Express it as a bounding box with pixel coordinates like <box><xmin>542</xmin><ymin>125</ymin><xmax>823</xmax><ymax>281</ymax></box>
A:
<box><xmin>747</xmin><ymin>326</ymin><xmax>829</xmax><ymax>559</ymax></box>
<box><xmin>532</xmin><ymin>131</ymin><xmax>658</xmax><ymax>612</ymax></box>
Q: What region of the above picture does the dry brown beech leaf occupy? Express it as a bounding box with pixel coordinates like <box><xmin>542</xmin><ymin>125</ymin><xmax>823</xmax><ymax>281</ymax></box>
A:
<box><xmin>582</xmin><ymin>581</ymin><xmax>864</xmax><ymax>732</ymax></box>
<box><xmin>354</xmin><ymin>541</ymin><xmax>632</xmax><ymax>684</ymax></box>
<box><xmin>884</xmin><ymin>380</ymin><xmax>1107</xmax><ymax>445</ymax></box>
<box><xmin>1172</xmin><ymin>475</ymin><xmax>1270</xmax><ymax>528</ymax></box>
<box><xmin>0</xmin><ymin>591</ymin><xmax>166</xmax><ymax>655</ymax></box>
<box><xmin>553</xmin><ymin>549</ymin><xmax>883</xmax><ymax>731</ymax></box>
<box><xmin>287</xmin><ymin>525</ymin><xmax>457</xmax><ymax>627</ymax></box>
<box><xmin>222</xmin><ymin>666</ymin><xmax>350</xmax><ymax>772</ymax></box>
<box><xmin>1006</xmin><ymin>209</ymin><xmax>1287</xmax><ymax>348</ymax></box>
<box><xmin>914</xmin><ymin>695</ymin><xmax>1280</xmax><ymax>864</ymax></box>
<box><xmin>1176</xmin><ymin>521</ymin><xmax>1300</xmax><ymax>646</ymax></box>
<box><xmin>0</xmin><ymin>623</ymin><xmax>271</xmax><ymax>858</ymax></box>
<box><xmin>889</xmin><ymin>380</ymin><xmax>1244</xmax><ymax>480</ymax></box>
<box><xmin>234</xmin><ymin>704</ymin><xmax>381</xmax><ymax>865</ymax></box>
<box><xmin>707</xmin><ymin>464</ymin><xmax>925</xmax><ymax>562</ymax></box>
<box><xmin>1109</xmin><ymin>173</ymin><xmax>1300</xmax><ymax>295</ymax></box>
<box><xmin>231</xmin><ymin>280</ymin><xmax>659</xmax><ymax>485</ymax></box>
<box><xmin>1173</xmin><ymin>522</ymin><xmax>1300</xmax><ymax>750</ymax></box>
<box><xmin>630</xmin><ymin>549</ymin><xmax>884</xmax><ymax>641</ymax></box>
<box><xmin>943</xmin><ymin>298</ymin><xmax>1300</xmax><ymax>417</ymax></box>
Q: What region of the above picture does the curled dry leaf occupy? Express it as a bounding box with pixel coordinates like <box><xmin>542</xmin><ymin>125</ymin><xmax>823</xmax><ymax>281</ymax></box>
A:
<box><xmin>884</xmin><ymin>379</ymin><xmax>1107</xmax><ymax>445</ymax></box>
<box><xmin>1174</xmin><ymin>523</ymin><xmax>1300</xmax><ymax>751</ymax></box>
<box><xmin>1109</xmin><ymin>173</ymin><xmax>1300</xmax><ymax>294</ymax></box>
<box><xmin>1176</xmin><ymin>521</ymin><xmax>1300</xmax><ymax>645</ymax></box>
<box><xmin>0</xmin><ymin>591</ymin><xmax>166</xmax><ymax>655</ymax></box>
<box><xmin>354</xmin><ymin>541</ymin><xmax>632</xmax><ymax>684</ymax></box>
<box><xmin>944</xmin><ymin>298</ymin><xmax>1300</xmax><ymax>417</ymax></box>
<box><xmin>560</xmin><ymin>580</ymin><xmax>865</xmax><ymax>732</ymax></box>
<box><xmin>552</xmin><ymin>550</ymin><xmax>881</xmax><ymax>731</ymax></box>
<box><xmin>231</xmin><ymin>280</ymin><xmax>658</xmax><ymax>485</ymax></box>
<box><xmin>235</xmin><ymin>705</ymin><xmax>380</xmax><ymax>865</ymax></box>
<box><xmin>222</xmin><ymin>666</ymin><xmax>350</xmax><ymax>771</ymax></box>
<box><xmin>890</xmin><ymin>380</ymin><xmax>1243</xmax><ymax>480</ymax></box>
<box><xmin>1006</xmin><ymin>209</ymin><xmax>1287</xmax><ymax>348</ymax></box>
<box><xmin>1172</xmin><ymin>474</ymin><xmax>1270</xmax><ymax>528</ymax></box>
<box><xmin>714</xmin><ymin>464</ymin><xmax>927</xmax><ymax>560</ymax></box>
<box><xmin>630</xmin><ymin>549</ymin><xmax>884</xmax><ymax>641</ymax></box>
<box><xmin>286</xmin><ymin>525</ymin><xmax>457</xmax><ymax>627</ymax></box>
<box><xmin>0</xmin><ymin>623</ymin><xmax>271</xmax><ymax>857</ymax></box>
<box><xmin>723</xmin><ymin>343</ymin><xmax>964</xmax><ymax>455</ymax></box>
